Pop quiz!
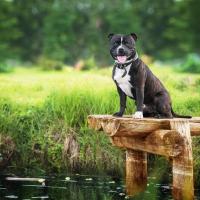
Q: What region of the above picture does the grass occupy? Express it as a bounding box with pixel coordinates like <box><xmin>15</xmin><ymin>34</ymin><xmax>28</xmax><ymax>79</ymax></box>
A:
<box><xmin>0</xmin><ymin>65</ymin><xmax>200</xmax><ymax>178</ymax></box>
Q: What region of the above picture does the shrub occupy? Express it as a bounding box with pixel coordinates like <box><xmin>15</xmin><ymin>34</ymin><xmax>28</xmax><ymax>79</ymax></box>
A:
<box><xmin>37</xmin><ymin>56</ymin><xmax>63</xmax><ymax>71</ymax></box>
<box><xmin>84</xmin><ymin>56</ymin><xmax>97</xmax><ymax>70</ymax></box>
<box><xmin>74</xmin><ymin>57</ymin><xmax>97</xmax><ymax>71</ymax></box>
<box><xmin>182</xmin><ymin>53</ymin><xmax>200</xmax><ymax>73</ymax></box>
<box><xmin>0</xmin><ymin>62</ymin><xmax>12</xmax><ymax>73</ymax></box>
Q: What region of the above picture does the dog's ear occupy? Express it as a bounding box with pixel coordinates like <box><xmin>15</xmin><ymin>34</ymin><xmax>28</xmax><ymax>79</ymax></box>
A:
<box><xmin>108</xmin><ymin>33</ymin><xmax>114</xmax><ymax>40</ymax></box>
<box><xmin>130</xmin><ymin>33</ymin><xmax>137</xmax><ymax>41</ymax></box>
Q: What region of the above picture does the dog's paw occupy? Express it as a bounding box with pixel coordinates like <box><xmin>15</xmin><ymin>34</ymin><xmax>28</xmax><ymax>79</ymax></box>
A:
<box><xmin>113</xmin><ymin>112</ymin><xmax>123</xmax><ymax>117</ymax></box>
<box><xmin>133</xmin><ymin>111</ymin><xmax>143</xmax><ymax>119</ymax></box>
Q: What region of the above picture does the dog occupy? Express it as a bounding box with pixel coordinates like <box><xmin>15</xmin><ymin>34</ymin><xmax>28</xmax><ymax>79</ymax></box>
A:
<box><xmin>109</xmin><ymin>33</ymin><xmax>191</xmax><ymax>119</ymax></box>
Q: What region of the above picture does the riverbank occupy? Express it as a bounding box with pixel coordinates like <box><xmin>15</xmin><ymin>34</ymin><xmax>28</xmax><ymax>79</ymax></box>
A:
<box><xmin>0</xmin><ymin>66</ymin><xmax>200</xmax><ymax>179</ymax></box>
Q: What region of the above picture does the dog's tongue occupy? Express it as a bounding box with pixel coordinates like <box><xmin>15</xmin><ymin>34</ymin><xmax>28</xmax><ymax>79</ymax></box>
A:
<box><xmin>117</xmin><ymin>56</ymin><xmax>127</xmax><ymax>63</ymax></box>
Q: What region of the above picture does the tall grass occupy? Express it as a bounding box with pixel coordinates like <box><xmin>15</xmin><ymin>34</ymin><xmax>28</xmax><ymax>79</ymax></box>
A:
<box><xmin>0</xmin><ymin>66</ymin><xmax>200</xmax><ymax>178</ymax></box>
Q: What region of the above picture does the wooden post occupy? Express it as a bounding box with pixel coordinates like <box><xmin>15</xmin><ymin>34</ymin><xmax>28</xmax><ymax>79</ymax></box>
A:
<box><xmin>170</xmin><ymin>119</ymin><xmax>194</xmax><ymax>200</ymax></box>
<box><xmin>126</xmin><ymin>149</ymin><xmax>147</xmax><ymax>196</ymax></box>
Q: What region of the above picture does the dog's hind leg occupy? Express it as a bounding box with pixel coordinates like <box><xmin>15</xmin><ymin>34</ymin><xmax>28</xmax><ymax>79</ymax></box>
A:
<box><xmin>143</xmin><ymin>104</ymin><xmax>156</xmax><ymax>117</ymax></box>
<box><xmin>155</xmin><ymin>94</ymin><xmax>173</xmax><ymax>118</ymax></box>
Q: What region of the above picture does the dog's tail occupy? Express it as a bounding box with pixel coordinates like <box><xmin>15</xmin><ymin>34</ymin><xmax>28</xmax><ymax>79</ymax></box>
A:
<box><xmin>171</xmin><ymin>108</ymin><xmax>192</xmax><ymax>118</ymax></box>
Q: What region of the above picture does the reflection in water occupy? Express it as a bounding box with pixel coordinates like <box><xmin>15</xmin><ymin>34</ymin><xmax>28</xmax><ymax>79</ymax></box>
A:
<box><xmin>0</xmin><ymin>174</ymin><xmax>199</xmax><ymax>200</ymax></box>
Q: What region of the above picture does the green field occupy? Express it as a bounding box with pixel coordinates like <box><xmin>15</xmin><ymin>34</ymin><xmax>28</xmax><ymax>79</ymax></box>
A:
<box><xmin>1</xmin><ymin>65</ymin><xmax>200</xmax><ymax>177</ymax></box>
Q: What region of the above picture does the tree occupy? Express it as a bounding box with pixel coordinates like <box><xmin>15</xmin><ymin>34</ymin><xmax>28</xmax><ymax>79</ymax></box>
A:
<box><xmin>12</xmin><ymin>0</ymin><xmax>53</xmax><ymax>61</ymax></box>
<box><xmin>0</xmin><ymin>0</ymin><xmax>21</xmax><ymax>61</ymax></box>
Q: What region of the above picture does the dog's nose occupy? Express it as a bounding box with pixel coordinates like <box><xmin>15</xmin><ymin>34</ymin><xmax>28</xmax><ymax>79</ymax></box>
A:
<box><xmin>118</xmin><ymin>48</ymin><xmax>125</xmax><ymax>54</ymax></box>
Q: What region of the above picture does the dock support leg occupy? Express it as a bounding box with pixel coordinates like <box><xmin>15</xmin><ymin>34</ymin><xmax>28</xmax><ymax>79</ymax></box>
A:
<box><xmin>126</xmin><ymin>149</ymin><xmax>147</xmax><ymax>196</ymax></box>
<box><xmin>170</xmin><ymin>120</ymin><xmax>194</xmax><ymax>200</ymax></box>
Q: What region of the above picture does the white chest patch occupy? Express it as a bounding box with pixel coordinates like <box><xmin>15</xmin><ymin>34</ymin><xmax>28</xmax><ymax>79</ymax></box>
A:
<box><xmin>114</xmin><ymin>64</ymin><xmax>133</xmax><ymax>97</ymax></box>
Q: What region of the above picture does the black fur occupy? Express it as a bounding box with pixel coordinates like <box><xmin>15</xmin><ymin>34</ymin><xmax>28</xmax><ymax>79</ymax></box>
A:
<box><xmin>109</xmin><ymin>33</ymin><xmax>191</xmax><ymax>118</ymax></box>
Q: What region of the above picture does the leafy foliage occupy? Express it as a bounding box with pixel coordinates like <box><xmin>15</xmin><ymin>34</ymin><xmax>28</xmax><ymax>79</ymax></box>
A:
<box><xmin>182</xmin><ymin>54</ymin><xmax>200</xmax><ymax>73</ymax></box>
<box><xmin>0</xmin><ymin>0</ymin><xmax>200</xmax><ymax>64</ymax></box>
<box><xmin>37</xmin><ymin>56</ymin><xmax>63</xmax><ymax>71</ymax></box>
<box><xmin>0</xmin><ymin>62</ymin><xmax>12</xmax><ymax>73</ymax></box>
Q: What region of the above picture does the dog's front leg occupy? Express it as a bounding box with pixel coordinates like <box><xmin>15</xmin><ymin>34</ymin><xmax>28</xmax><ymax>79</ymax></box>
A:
<box><xmin>133</xmin><ymin>87</ymin><xmax>144</xmax><ymax>119</ymax></box>
<box><xmin>113</xmin><ymin>86</ymin><xmax>127</xmax><ymax>117</ymax></box>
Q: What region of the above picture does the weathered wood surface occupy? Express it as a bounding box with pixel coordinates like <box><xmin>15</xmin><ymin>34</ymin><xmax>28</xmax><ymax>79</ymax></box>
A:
<box><xmin>88</xmin><ymin>115</ymin><xmax>200</xmax><ymax>136</ymax></box>
<box><xmin>87</xmin><ymin>115</ymin><xmax>197</xmax><ymax>200</ymax></box>
<box><xmin>111</xmin><ymin>130</ymin><xmax>184</xmax><ymax>157</ymax></box>
<box><xmin>170</xmin><ymin>120</ymin><xmax>194</xmax><ymax>200</ymax></box>
<box><xmin>126</xmin><ymin>150</ymin><xmax>147</xmax><ymax>196</ymax></box>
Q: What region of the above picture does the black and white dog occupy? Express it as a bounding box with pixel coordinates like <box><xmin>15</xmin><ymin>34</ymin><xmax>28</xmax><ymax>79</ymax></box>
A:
<box><xmin>109</xmin><ymin>33</ymin><xmax>191</xmax><ymax>119</ymax></box>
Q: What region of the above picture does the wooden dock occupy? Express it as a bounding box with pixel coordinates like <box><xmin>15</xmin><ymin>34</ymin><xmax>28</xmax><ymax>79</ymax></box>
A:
<box><xmin>88</xmin><ymin>115</ymin><xmax>200</xmax><ymax>200</ymax></box>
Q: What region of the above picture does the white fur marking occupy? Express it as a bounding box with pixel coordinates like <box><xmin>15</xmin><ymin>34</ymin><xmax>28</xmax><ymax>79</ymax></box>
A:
<box><xmin>117</xmin><ymin>36</ymin><xmax>123</xmax><ymax>54</ymax></box>
<box><xmin>133</xmin><ymin>111</ymin><xmax>143</xmax><ymax>119</ymax></box>
<box><xmin>114</xmin><ymin>64</ymin><xmax>133</xmax><ymax>97</ymax></box>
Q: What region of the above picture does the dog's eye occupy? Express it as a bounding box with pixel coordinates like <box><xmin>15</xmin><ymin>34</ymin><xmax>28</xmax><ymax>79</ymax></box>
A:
<box><xmin>114</xmin><ymin>41</ymin><xmax>120</xmax><ymax>45</ymax></box>
<box><xmin>123</xmin><ymin>41</ymin><xmax>129</xmax><ymax>45</ymax></box>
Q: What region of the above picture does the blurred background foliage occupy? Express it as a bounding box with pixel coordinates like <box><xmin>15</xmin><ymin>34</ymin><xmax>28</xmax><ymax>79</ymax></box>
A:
<box><xmin>1</xmin><ymin>0</ymin><xmax>200</xmax><ymax>185</ymax></box>
<box><xmin>0</xmin><ymin>0</ymin><xmax>200</xmax><ymax>66</ymax></box>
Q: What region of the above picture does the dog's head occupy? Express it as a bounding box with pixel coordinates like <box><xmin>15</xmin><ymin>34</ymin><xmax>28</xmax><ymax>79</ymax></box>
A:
<box><xmin>108</xmin><ymin>33</ymin><xmax>137</xmax><ymax>64</ymax></box>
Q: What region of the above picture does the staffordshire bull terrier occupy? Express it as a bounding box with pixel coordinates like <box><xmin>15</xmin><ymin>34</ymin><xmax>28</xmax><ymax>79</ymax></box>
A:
<box><xmin>109</xmin><ymin>33</ymin><xmax>191</xmax><ymax>119</ymax></box>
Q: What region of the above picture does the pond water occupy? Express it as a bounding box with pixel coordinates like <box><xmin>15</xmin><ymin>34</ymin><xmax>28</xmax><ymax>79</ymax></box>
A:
<box><xmin>0</xmin><ymin>173</ymin><xmax>199</xmax><ymax>200</ymax></box>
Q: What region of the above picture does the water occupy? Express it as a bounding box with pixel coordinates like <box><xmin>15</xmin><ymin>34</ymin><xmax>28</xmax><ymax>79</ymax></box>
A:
<box><xmin>0</xmin><ymin>174</ymin><xmax>199</xmax><ymax>200</ymax></box>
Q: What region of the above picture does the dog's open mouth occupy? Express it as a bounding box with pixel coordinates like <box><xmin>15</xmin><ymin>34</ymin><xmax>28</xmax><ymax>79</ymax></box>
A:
<box><xmin>117</xmin><ymin>56</ymin><xmax>127</xmax><ymax>63</ymax></box>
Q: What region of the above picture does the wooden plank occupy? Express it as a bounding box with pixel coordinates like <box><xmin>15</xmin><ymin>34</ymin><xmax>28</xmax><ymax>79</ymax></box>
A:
<box><xmin>111</xmin><ymin>120</ymin><xmax>169</xmax><ymax>137</ymax></box>
<box><xmin>87</xmin><ymin>115</ymin><xmax>200</xmax><ymax>136</ymax></box>
<box><xmin>190</xmin><ymin>122</ymin><xmax>200</xmax><ymax>136</ymax></box>
<box><xmin>126</xmin><ymin>150</ymin><xmax>147</xmax><ymax>196</ymax></box>
<box><xmin>88</xmin><ymin>115</ymin><xmax>169</xmax><ymax>137</ymax></box>
<box><xmin>170</xmin><ymin>119</ymin><xmax>194</xmax><ymax>200</ymax></box>
<box><xmin>110</xmin><ymin>130</ymin><xmax>184</xmax><ymax>157</ymax></box>
<box><xmin>87</xmin><ymin>116</ymin><xmax>120</xmax><ymax>135</ymax></box>
<box><xmin>88</xmin><ymin>115</ymin><xmax>200</xmax><ymax>122</ymax></box>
